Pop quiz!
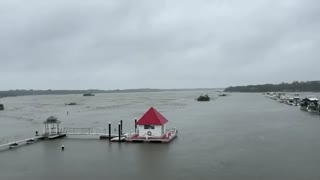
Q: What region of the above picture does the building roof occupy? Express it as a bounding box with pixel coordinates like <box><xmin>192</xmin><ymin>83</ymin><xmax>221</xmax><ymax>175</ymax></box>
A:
<box><xmin>44</xmin><ymin>116</ymin><xmax>61</xmax><ymax>124</ymax></box>
<box><xmin>136</xmin><ymin>107</ymin><xmax>168</xmax><ymax>125</ymax></box>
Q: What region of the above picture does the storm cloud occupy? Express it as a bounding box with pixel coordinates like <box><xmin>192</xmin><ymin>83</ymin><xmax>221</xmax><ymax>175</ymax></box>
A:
<box><xmin>0</xmin><ymin>0</ymin><xmax>319</xmax><ymax>90</ymax></box>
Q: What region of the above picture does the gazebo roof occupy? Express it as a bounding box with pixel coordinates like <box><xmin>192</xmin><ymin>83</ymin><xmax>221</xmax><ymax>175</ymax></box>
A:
<box><xmin>44</xmin><ymin>116</ymin><xmax>61</xmax><ymax>124</ymax></box>
<box><xmin>136</xmin><ymin>107</ymin><xmax>168</xmax><ymax>125</ymax></box>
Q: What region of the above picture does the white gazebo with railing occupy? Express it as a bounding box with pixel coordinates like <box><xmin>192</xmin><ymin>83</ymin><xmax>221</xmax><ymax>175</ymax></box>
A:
<box><xmin>43</xmin><ymin>116</ymin><xmax>61</xmax><ymax>136</ymax></box>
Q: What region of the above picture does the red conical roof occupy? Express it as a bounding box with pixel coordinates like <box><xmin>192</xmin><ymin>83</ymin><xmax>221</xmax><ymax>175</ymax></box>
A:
<box><xmin>136</xmin><ymin>107</ymin><xmax>169</xmax><ymax>125</ymax></box>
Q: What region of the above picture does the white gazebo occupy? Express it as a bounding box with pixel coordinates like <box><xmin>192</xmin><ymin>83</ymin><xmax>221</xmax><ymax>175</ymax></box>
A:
<box><xmin>43</xmin><ymin>116</ymin><xmax>61</xmax><ymax>136</ymax></box>
<box><xmin>136</xmin><ymin>107</ymin><xmax>168</xmax><ymax>137</ymax></box>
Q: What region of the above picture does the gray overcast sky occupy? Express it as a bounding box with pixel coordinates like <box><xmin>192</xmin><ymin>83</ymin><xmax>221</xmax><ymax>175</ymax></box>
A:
<box><xmin>0</xmin><ymin>0</ymin><xmax>319</xmax><ymax>90</ymax></box>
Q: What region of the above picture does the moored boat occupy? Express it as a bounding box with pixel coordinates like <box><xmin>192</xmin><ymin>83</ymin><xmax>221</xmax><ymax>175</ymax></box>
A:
<box><xmin>300</xmin><ymin>98</ymin><xmax>308</xmax><ymax>110</ymax></box>
<box><xmin>307</xmin><ymin>98</ymin><xmax>319</xmax><ymax>113</ymax></box>
<box><xmin>83</xmin><ymin>93</ymin><xmax>95</xmax><ymax>96</ymax></box>
<box><xmin>300</xmin><ymin>97</ymin><xmax>319</xmax><ymax>112</ymax></box>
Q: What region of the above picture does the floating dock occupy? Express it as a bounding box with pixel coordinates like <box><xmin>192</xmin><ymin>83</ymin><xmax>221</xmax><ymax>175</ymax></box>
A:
<box><xmin>126</xmin><ymin>128</ymin><xmax>178</xmax><ymax>144</ymax></box>
<box><xmin>47</xmin><ymin>134</ymin><xmax>66</xmax><ymax>140</ymax></box>
<box><xmin>0</xmin><ymin>135</ymin><xmax>45</xmax><ymax>149</ymax></box>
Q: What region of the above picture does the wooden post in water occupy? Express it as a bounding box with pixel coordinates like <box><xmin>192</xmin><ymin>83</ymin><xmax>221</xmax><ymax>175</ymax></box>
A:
<box><xmin>118</xmin><ymin>123</ymin><xmax>121</xmax><ymax>142</ymax></box>
<box><xmin>108</xmin><ymin>122</ymin><xmax>111</xmax><ymax>142</ymax></box>
<box><xmin>134</xmin><ymin>118</ymin><xmax>137</xmax><ymax>133</ymax></box>
<box><xmin>120</xmin><ymin>120</ymin><xmax>123</xmax><ymax>135</ymax></box>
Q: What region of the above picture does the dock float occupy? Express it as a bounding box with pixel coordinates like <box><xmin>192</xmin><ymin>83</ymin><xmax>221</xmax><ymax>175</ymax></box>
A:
<box><xmin>0</xmin><ymin>135</ymin><xmax>45</xmax><ymax>149</ymax></box>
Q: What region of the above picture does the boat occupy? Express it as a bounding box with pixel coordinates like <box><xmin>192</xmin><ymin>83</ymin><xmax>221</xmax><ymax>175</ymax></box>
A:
<box><xmin>65</xmin><ymin>102</ymin><xmax>77</xmax><ymax>105</ymax></box>
<box><xmin>307</xmin><ymin>97</ymin><xmax>319</xmax><ymax>113</ymax></box>
<box><xmin>286</xmin><ymin>97</ymin><xmax>295</xmax><ymax>105</ymax></box>
<box><xmin>300</xmin><ymin>97</ymin><xmax>319</xmax><ymax>112</ymax></box>
<box><xmin>0</xmin><ymin>104</ymin><xmax>4</xmax><ymax>110</ymax></box>
<box><xmin>83</xmin><ymin>93</ymin><xmax>95</xmax><ymax>96</ymax></box>
<box><xmin>292</xmin><ymin>94</ymin><xmax>301</xmax><ymax>106</ymax></box>
<box><xmin>110</xmin><ymin>136</ymin><xmax>126</xmax><ymax>142</ymax></box>
<box><xmin>26</xmin><ymin>139</ymin><xmax>35</xmax><ymax>144</ymax></box>
<box><xmin>219</xmin><ymin>93</ymin><xmax>228</xmax><ymax>97</ymax></box>
<box><xmin>300</xmin><ymin>98</ymin><xmax>309</xmax><ymax>110</ymax></box>
<box><xmin>9</xmin><ymin>142</ymin><xmax>19</xmax><ymax>149</ymax></box>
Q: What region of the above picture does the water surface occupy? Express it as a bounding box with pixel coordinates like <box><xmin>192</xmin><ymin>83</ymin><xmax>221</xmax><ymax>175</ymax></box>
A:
<box><xmin>1</xmin><ymin>91</ymin><xmax>320</xmax><ymax>180</ymax></box>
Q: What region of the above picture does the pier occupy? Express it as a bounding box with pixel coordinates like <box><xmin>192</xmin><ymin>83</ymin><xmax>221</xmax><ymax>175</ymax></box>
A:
<box><xmin>0</xmin><ymin>136</ymin><xmax>45</xmax><ymax>149</ymax></box>
<box><xmin>0</xmin><ymin>107</ymin><xmax>178</xmax><ymax>150</ymax></box>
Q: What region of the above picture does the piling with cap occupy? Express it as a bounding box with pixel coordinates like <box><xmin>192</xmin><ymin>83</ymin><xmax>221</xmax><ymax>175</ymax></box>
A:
<box><xmin>120</xmin><ymin>120</ymin><xmax>123</xmax><ymax>135</ymax></box>
<box><xmin>118</xmin><ymin>123</ymin><xmax>121</xmax><ymax>142</ymax></box>
<box><xmin>108</xmin><ymin>122</ymin><xmax>111</xmax><ymax>142</ymax></box>
<box><xmin>134</xmin><ymin>118</ymin><xmax>137</xmax><ymax>133</ymax></box>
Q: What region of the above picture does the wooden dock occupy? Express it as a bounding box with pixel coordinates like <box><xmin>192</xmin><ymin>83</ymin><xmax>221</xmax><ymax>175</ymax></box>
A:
<box><xmin>0</xmin><ymin>136</ymin><xmax>45</xmax><ymax>149</ymax></box>
<box><xmin>126</xmin><ymin>128</ymin><xmax>178</xmax><ymax>144</ymax></box>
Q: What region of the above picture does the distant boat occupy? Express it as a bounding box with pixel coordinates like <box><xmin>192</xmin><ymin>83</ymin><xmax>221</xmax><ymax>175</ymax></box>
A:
<box><xmin>300</xmin><ymin>97</ymin><xmax>319</xmax><ymax>111</ymax></box>
<box><xmin>0</xmin><ymin>104</ymin><xmax>4</xmax><ymax>110</ymax></box>
<box><xmin>83</xmin><ymin>93</ymin><xmax>95</xmax><ymax>96</ymax></box>
<box><xmin>65</xmin><ymin>102</ymin><xmax>77</xmax><ymax>105</ymax></box>
<box><xmin>219</xmin><ymin>93</ymin><xmax>228</xmax><ymax>97</ymax></box>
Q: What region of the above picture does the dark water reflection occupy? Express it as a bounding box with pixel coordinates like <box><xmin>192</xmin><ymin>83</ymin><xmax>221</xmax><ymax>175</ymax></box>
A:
<box><xmin>1</xmin><ymin>91</ymin><xmax>320</xmax><ymax>179</ymax></box>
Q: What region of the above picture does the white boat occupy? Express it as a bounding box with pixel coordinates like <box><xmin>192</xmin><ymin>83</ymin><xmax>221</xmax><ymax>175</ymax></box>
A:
<box><xmin>110</xmin><ymin>136</ymin><xmax>126</xmax><ymax>142</ymax></box>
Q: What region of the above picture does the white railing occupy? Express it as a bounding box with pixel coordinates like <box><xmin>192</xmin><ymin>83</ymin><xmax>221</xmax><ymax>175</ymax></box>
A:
<box><xmin>62</xmin><ymin>128</ymin><xmax>108</xmax><ymax>135</ymax></box>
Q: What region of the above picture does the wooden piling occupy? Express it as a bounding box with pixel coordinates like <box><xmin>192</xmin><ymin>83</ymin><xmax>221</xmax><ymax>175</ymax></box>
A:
<box><xmin>134</xmin><ymin>118</ymin><xmax>137</xmax><ymax>133</ymax></box>
<box><xmin>120</xmin><ymin>120</ymin><xmax>123</xmax><ymax>135</ymax></box>
<box><xmin>118</xmin><ymin>123</ymin><xmax>121</xmax><ymax>142</ymax></box>
<box><xmin>108</xmin><ymin>122</ymin><xmax>111</xmax><ymax>142</ymax></box>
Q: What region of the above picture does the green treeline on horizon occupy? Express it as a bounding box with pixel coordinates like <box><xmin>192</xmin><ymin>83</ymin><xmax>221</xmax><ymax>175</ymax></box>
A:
<box><xmin>224</xmin><ymin>81</ymin><xmax>320</xmax><ymax>92</ymax></box>
<box><xmin>0</xmin><ymin>89</ymin><xmax>160</xmax><ymax>98</ymax></box>
<box><xmin>0</xmin><ymin>88</ymin><xmax>219</xmax><ymax>98</ymax></box>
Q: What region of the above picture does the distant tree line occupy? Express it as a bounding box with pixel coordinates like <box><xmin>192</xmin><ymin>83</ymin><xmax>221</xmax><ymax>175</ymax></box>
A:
<box><xmin>0</xmin><ymin>88</ymin><xmax>221</xmax><ymax>98</ymax></box>
<box><xmin>224</xmin><ymin>81</ymin><xmax>320</xmax><ymax>92</ymax></box>
<box><xmin>0</xmin><ymin>89</ymin><xmax>164</xmax><ymax>98</ymax></box>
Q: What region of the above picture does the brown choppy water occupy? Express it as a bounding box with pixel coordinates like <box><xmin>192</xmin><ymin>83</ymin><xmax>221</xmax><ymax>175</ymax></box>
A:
<box><xmin>1</xmin><ymin>91</ymin><xmax>320</xmax><ymax>180</ymax></box>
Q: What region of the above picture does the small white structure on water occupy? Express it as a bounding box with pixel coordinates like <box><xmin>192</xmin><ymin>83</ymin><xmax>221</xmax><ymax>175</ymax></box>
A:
<box><xmin>43</xmin><ymin>116</ymin><xmax>61</xmax><ymax>135</ymax></box>
<box><xmin>136</xmin><ymin>107</ymin><xmax>168</xmax><ymax>137</ymax></box>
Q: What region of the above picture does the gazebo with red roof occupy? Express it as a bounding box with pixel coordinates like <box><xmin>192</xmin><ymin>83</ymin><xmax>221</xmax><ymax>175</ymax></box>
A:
<box><xmin>136</xmin><ymin>107</ymin><xmax>168</xmax><ymax>137</ymax></box>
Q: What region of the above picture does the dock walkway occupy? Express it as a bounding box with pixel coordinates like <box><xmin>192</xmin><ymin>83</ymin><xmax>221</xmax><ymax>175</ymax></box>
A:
<box><xmin>0</xmin><ymin>136</ymin><xmax>44</xmax><ymax>148</ymax></box>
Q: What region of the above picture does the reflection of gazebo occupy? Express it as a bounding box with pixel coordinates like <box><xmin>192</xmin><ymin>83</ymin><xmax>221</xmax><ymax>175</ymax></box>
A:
<box><xmin>43</xmin><ymin>116</ymin><xmax>61</xmax><ymax>135</ymax></box>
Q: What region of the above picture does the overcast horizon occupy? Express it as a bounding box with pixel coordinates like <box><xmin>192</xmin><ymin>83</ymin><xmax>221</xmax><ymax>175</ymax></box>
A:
<box><xmin>0</xmin><ymin>0</ymin><xmax>319</xmax><ymax>90</ymax></box>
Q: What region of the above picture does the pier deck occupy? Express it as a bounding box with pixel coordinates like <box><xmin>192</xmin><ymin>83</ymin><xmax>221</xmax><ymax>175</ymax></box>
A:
<box><xmin>126</xmin><ymin>128</ymin><xmax>178</xmax><ymax>143</ymax></box>
<box><xmin>0</xmin><ymin>136</ymin><xmax>45</xmax><ymax>149</ymax></box>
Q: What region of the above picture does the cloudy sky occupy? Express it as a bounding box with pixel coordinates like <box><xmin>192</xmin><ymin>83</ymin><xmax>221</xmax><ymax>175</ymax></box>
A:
<box><xmin>0</xmin><ymin>0</ymin><xmax>319</xmax><ymax>90</ymax></box>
